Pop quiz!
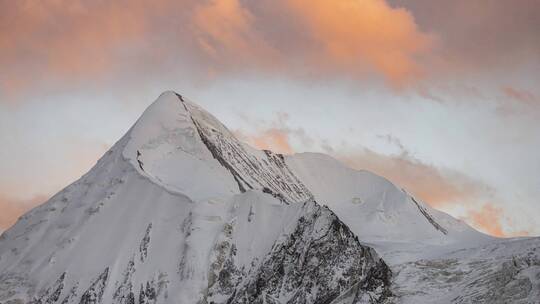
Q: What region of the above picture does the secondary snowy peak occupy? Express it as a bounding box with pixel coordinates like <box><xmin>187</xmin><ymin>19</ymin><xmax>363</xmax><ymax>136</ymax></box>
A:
<box><xmin>124</xmin><ymin>91</ymin><xmax>313</xmax><ymax>204</ymax></box>
<box><xmin>285</xmin><ymin>152</ymin><xmax>488</xmax><ymax>246</ymax></box>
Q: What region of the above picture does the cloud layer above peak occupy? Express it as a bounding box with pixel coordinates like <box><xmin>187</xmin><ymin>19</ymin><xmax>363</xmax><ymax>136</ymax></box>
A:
<box><xmin>0</xmin><ymin>0</ymin><xmax>435</xmax><ymax>98</ymax></box>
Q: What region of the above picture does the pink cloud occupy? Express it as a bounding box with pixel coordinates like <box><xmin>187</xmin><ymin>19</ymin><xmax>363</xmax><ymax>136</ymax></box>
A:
<box><xmin>0</xmin><ymin>194</ymin><xmax>48</xmax><ymax>231</ymax></box>
<box><xmin>0</xmin><ymin>0</ymin><xmax>435</xmax><ymax>100</ymax></box>
<box><xmin>236</xmin><ymin>128</ymin><xmax>294</xmax><ymax>155</ymax></box>
<box><xmin>465</xmin><ymin>203</ymin><xmax>530</xmax><ymax>237</ymax></box>
<box><xmin>233</xmin><ymin>118</ymin><xmax>535</xmax><ymax>237</ymax></box>
<box><xmin>502</xmin><ymin>87</ymin><xmax>537</xmax><ymax>105</ymax></box>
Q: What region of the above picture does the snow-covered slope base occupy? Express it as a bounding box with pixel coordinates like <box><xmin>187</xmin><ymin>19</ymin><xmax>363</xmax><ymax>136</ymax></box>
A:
<box><xmin>394</xmin><ymin>237</ymin><xmax>540</xmax><ymax>303</ymax></box>
<box><xmin>0</xmin><ymin>91</ymin><xmax>538</xmax><ymax>304</ymax></box>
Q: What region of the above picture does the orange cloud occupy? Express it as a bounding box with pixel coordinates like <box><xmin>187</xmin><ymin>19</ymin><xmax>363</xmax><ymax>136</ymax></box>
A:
<box><xmin>337</xmin><ymin>148</ymin><xmax>486</xmax><ymax>208</ymax></box>
<box><xmin>235</xmin><ymin>124</ymin><xmax>529</xmax><ymax>238</ymax></box>
<box><xmin>0</xmin><ymin>1</ymin><xmax>154</xmax><ymax>97</ymax></box>
<box><xmin>193</xmin><ymin>0</ymin><xmax>255</xmax><ymax>56</ymax></box>
<box><xmin>236</xmin><ymin>128</ymin><xmax>294</xmax><ymax>155</ymax></box>
<box><xmin>496</xmin><ymin>86</ymin><xmax>540</xmax><ymax>116</ymax></box>
<box><xmin>285</xmin><ymin>0</ymin><xmax>433</xmax><ymax>86</ymax></box>
<box><xmin>502</xmin><ymin>87</ymin><xmax>538</xmax><ymax>105</ymax></box>
<box><xmin>235</xmin><ymin>120</ymin><xmax>538</xmax><ymax>237</ymax></box>
<box><xmin>235</xmin><ymin>115</ymin><xmax>487</xmax><ymax>209</ymax></box>
<box><xmin>467</xmin><ymin>203</ymin><xmax>532</xmax><ymax>237</ymax></box>
<box><xmin>389</xmin><ymin>0</ymin><xmax>540</xmax><ymax>75</ymax></box>
<box><xmin>192</xmin><ymin>0</ymin><xmax>433</xmax><ymax>86</ymax></box>
<box><xmin>0</xmin><ymin>194</ymin><xmax>47</xmax><ymax>231</ymax></box>
<box><xmin>2</xmin><ymin>0</ymin><xmax>539</xmax><ymax>103</ymax></box>
<box><xmin>466</xmin><ymin>204</ymin><xmax>505</xmax><ymax>237</ymax></box>
<box><xmin>334</xmin><ymin>149</ymin><xmax>532</xmax><ymax>237</ymax></box>
<box><xmin>1</xmin><ymin>0</ymin><xmax>434</xmax><ymax>100</ymax></box>
<box><xmin>193</xmin><ymin>0</ymin><xmax>280</xmax><ymax>69</ymax></box>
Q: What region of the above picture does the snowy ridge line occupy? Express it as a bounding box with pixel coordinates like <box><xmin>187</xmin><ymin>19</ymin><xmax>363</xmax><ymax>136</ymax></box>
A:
<box><xmin>409</xmin><ymin>194</ymin><xmax>448</xmax><ymax>235</ymax></box>
<box><xmin>176</xmin><ymin>93</ymin><xmax>314</xmax><ymax>205</ymax></box>
<box><xmin>119</xmin><ymin>136</ymin><xmax>197</xmax><ymax>203</ymax></box>
<box><xmin>177</xmin><ymin>92</ymin><xmax>254</xmax><ymax>192</ymax></box>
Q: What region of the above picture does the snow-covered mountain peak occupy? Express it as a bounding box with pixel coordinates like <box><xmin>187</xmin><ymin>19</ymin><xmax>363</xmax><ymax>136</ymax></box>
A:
<box><xmin>122</xmin><ymin>91</ymin><xmax>239</xmax><ymax>201</ymax></box>
<box><xmin>123</xmin><ymin>91</ymin><xmax>313</xmax><ymax>204</ymax></box>
<box><xmin>285</xmin><ymin>152</ymin><xmax>490</xmax><ymax>248</ymax></box>
<box><xmin>1</xmin><ymin>91</ymin><xmax>538</xmax><ymax>303</ymax></box>
<box><xmin>125</xmin><ymin>91</ymin><xmax>209</xmax><ymax>159</ymax></box>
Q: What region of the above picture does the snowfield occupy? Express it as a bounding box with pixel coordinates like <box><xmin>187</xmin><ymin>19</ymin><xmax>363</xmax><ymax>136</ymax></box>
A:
<box><xmin>0</xmin><ymin>91</ymin><xmax>538</xmax><ymax>304</ymax></box>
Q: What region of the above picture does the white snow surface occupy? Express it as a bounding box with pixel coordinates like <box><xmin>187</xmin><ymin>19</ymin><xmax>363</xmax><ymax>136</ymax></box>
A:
<box><xmin>0</xmin><ymin>91</ymin><xmax>538</xmax><ymax>303</ymax></box>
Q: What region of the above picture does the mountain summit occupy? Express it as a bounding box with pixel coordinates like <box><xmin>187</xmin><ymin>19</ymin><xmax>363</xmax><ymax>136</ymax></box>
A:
<box><xmin>1</xmin><ymin>92</ymin><xmax>538</xmax><ymax>303</ymax></box>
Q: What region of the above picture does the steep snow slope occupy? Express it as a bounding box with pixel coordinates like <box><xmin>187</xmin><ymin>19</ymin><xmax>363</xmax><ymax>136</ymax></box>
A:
<box><xmin>0</xmin><ymin>91</ymin><xmax>538</xmax><ymax>304</ymax></box>
<box><xmin>286</xmin><ymin>153</ymin><xmax>489</xmax><ymax>246</ymax></box>
<box><xmin>393</xmin><ymin>237</ymin><xmax>540</xmax><ymax>303</ymax></box>
<box><xmin>124</xmin><ymin>92</ymin><xmax>313</xmax><ymax>204</ymax></box>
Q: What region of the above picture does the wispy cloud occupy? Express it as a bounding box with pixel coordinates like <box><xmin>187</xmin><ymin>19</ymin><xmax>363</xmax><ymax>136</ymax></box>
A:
<box><xmin>234</xmin><ymin>112</ymin><xmax>307</xmax><ymax>155</ymax></box>
<box><xmin>464</xmin><ymin>203</ymin><xmax>530</xmax><ymax>237</ymax></box>
<box><xmin>233</xmin><ymin>114</ymin><xmax>535</xmax><ymax>237</ymax></box>
<box><xmin>236</xmin><ymin>128</ymin><xmax>294</xmax><ymax>155</ymax></box>
<box><xmin>235</xmin><ymin>114</ymin><xmax>490</xmax><ymax>209</ymax></box>
<box><xmin>1</xmin><ymin>0</ymin><xmax>434</xmax><ymax>100</ymax></box>
<box><xmin>0</xmin><ymin>194</ymin><xmax>48</xmax><ymax>231</ymax></box>
<box><xmin>0</xmin><ymin>1</ymin><xmax>156</xmax><ymax>98</ymax></box>
<box><xmin>390</xmin><ymin>0</ymin><xmax>540</xmax><ymax>73</ymax></box>
<box><xmin>337</xmin><ymin>148</ymin><xmax>488</xmax><ymax>208</ymax></box>
<box><xmin>502</xmin><ymin>87</ymin><xmax>538</xmax><ymax>106</ymax></box>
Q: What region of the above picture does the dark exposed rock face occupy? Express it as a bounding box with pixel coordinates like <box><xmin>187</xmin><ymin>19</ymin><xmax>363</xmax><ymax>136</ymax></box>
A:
<box><xmin>138</xmin><ymin>280</ymin><xmax>158</xmax><ymax>304</ymax></box>
<box><xmin>26</xmin><ymin>265</ymin><xmax>168</xmax><ymax>304</ymax></box>
<box><xmin>411</xmin><ymin>197</ymin><xmax>448</xmax><ymax>235</ymax></box>
<box><xmin>61</xmin><ymin>284</ymin><xmax>79</xmax><ymax>304</ymax></box>
<box><xmin>30</xmin><ymin>272</ymin><xmax>66</xmax><ymax>304</ymax></box>
<box><xmin>209</xmin><ymin>202</ymin><xmax>393</xmax><ymax>304</ymax></box>
<box><xmin>206</xmin><ymin>220</ymin><xmax>244</xmax><ymax>302</ymax></box>
<box><xmin>79</xmin><ymin>268</ymin><xmax>109</xmax><ymax>304</ymax></box>
<box><xmin>177</xmin><ymin>94</ymin><xmax>313</xmax><ymax>204</ymax></box>
<box><xmin>113</xmin><ymin>259</ymin><xmax>136</xmax><ymax>304</ymax></box>
<box><xmin>139</xmin><ymin>223</ymin><xmax>152</xmax><ymax>263</ymax></box>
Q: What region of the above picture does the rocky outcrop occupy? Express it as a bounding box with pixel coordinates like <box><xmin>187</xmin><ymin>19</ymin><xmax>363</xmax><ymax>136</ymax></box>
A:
<box><xmin>178</xmin><ymin>94</ymin><xmax>313</xmax><ymax>204</ymax></box>
<box><xmin>30</xmin><ymin>272</ymin><xmax>66</xmax><ymax>304</ymax></box>
<box><xmin>113</xmin><ymin>259</ymin><xmax>136</xmax><ymax>304</ymax></box>
<box><xmin>411</xmin><ymin>197</ymin><xmax>448</xmax><ymax>235</ymax></box>
<box><xmin>139</xmin><ymin>223</ymin><xmax>152</xmax><ymax>263</ymax></box>
<box><xmin>79</xmin><ymin>268</ymin><xmax>109</xmax><ymax>304</ymax></box>
<box><xmin>209</xmin><ymin>202</ymin><xmax>393</xmax><ymax>304</ymax></box>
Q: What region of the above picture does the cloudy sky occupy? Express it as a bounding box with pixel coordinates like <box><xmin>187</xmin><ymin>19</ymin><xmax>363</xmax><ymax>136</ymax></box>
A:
<box><xmin>1</xmin><ymin>0</ymin><xmax>539</xmax><ymax>236</ymax></box>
